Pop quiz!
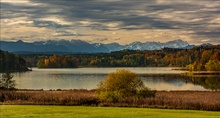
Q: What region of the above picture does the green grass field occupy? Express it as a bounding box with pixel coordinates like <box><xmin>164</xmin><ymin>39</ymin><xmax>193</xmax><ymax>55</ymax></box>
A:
<box><xmin>0</xmin><ymin>105</ymin><xmax>220</xmax><ymax>118</ymax></box>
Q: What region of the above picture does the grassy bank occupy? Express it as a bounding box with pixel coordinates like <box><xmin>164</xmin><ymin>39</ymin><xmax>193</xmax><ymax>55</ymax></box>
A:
<box><xmin>0</xmin><ymin>90</ymin><xmax>220</xmax><ymax>111</ymax></box>
<box><xmin>1</xmin><ymin>105</ymin><xmax>220</xmax><ymax>118</ymax></box>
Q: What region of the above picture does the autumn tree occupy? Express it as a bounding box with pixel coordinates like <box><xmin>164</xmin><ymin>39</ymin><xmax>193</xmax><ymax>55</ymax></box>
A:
<box><xmin>212</xmin><ymin>51</ymin><xmax>220</xmax><ymax>61</ymax></box>
<box><xmin>205</xmin><ymin>50</ymin><xmax>220</xmax><ymax>71</ymax></box>
<box><xmin>37</xmin><ymin>54</ymin><xmax>77</xmax><ymax>68</ymax></box>
<box><xmin>201</xmin><ymin>50</ymin><xmax>212</xmax><ymax>65</ymax></box>
<box><xmin>205</xmin><ymin>60</ymin><xmax>220</xmax><ymax>71</ymax></box>
<box><xmin>96</xmin><ymin>69</ymin><xmax>155</xmax><ymax>102</ymax></box>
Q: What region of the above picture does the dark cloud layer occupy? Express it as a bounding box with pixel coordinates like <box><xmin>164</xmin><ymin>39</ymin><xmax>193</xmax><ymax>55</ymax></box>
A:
<box><xmin>1</xmin><ymin>0</ymin><xmax>220</xmax><ymax>44</ymax></box>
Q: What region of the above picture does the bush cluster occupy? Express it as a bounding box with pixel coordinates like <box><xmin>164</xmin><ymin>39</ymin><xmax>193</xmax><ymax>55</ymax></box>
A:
<box><xmin>96</xmin><ymin>69</ymin><xmax>156</xmax><ymax>102</ymax></box>
<box><xmin>0</xmin><ymin>73</ymin><xmax>16</xmax><ymax>90</ymax></box>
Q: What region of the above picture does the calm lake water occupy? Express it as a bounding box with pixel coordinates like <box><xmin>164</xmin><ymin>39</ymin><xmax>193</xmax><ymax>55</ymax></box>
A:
<box><xmin>11</xmin><ymin>67</ymin><xmax>219</xmax><ymax>91</ymax></box>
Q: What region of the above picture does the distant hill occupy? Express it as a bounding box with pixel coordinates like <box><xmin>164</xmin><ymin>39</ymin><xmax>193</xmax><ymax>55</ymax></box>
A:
<box><xmin>0</xmin><ymin>40</ymin><xmax>109</xmax><ymax>54</ymax></box>
<box><xmin>0</xmin><ymin>39</ymin><xmax>211</xmax><ymax>54</ymax></box>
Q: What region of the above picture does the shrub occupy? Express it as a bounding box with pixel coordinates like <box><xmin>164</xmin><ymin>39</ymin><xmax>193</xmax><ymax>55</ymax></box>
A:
<box><xmin>96</xmin><ymin>69</ymin><xmax>155</xmax><ymax>102</ymax></box>
<box><xmin>0</xmin><ymin>73</ymin><xmax>16</xmax><ymax>90</ymax></box>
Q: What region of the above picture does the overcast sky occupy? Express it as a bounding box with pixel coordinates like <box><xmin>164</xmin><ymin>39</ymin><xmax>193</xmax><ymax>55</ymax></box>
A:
<box><xmin>1</xmin><ymin>0</ymin><xmax>220</xmax><ymax>44</ymax></box>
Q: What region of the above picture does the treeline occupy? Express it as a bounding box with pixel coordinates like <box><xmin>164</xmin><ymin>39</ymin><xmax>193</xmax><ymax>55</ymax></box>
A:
<box><xmin>186</xmin><ymin>47</ymin><xmax>220</xmax><ymax>71</ymax></box>
<box><xmin>37</xmin><ymin>54</ymin><xmax>77</xmax><ymax>68</ymax></box>
<box><xmin>0</xmin><ymin>50</ymin><xmax>29</xmax><ymax>72</ymax></box>
<box><xmin>23</xmin><ymin>45</ymin><xmax>220</xmax><ymax>71</ymax></box>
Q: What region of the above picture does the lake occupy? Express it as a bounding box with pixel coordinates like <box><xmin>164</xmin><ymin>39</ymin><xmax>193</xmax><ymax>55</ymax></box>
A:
<box><xmin>11</xmin><ymin>67</ymin><xmax>220</xmax><ymax>91</ymax></box>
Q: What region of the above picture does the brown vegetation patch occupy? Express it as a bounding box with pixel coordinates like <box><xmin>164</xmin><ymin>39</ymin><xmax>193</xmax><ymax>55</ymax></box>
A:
<box><xmin>0</xmin><ymin>90</ymin><xmax>220</xmax><ymax>111</ymax></box>
<box><xmin>0</xmin><ymin>89</ymin><xmax>98</xmax><ymax>106</ymax></box>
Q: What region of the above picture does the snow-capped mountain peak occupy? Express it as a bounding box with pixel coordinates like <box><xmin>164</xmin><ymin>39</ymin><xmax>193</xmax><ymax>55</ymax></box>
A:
<box><xmin>0</xmin><ymin>39</ymin><xmax>193</xmax><ymax>53</ymax></box>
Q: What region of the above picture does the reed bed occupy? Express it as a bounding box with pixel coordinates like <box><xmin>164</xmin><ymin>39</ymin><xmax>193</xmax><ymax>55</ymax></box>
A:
<box><xmin>0</xmin><ymin>90</ymin><xmax>98</xmax><ymax>106</ymax></box>
<box><xmin>0</xmin><ymin>90</ymin><xmax>220</xmax><ymax>111</ymax></box>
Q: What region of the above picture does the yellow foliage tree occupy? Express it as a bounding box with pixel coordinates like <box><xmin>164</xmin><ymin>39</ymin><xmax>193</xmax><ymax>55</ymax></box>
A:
<box><xmin>96</xmin><ymin>69</ymin><xmax>155</xmax><ymax>102</ymax></box>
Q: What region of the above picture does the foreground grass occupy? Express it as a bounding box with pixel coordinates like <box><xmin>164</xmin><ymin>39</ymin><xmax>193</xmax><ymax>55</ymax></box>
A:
<box><xmin>1</xmin><ymin>105</ymin><xmax>220</xmax><ymax>118</ymax></box>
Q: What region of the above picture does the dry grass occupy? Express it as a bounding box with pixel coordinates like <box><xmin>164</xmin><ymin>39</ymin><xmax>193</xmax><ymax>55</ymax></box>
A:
<box><xmin>0</xmin><ymin>90</ymin><xmax>220</xmax><ymax>111</ymax></box>
<box><xmin>105</xmin><ymin>91</ymin><xmax>220</xmax><ymax>111</ymax></box>
<box><xmin>0</xmin><ymin>89</ymin><xmax>98</xmax><ymax>106</ymax></box>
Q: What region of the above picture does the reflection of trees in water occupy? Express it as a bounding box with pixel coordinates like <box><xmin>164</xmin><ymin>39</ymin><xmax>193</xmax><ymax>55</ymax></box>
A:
<box><xmin>142</xmin><ymin>74</ymin><xmax>220</xmax><ymax>91</ymax></box>
<box><xmin>191</xmin><ymin>77</ymin><xmax>220</xmax><ymax>91</ymax></box>
<box><xmin>141</xmin><ymin>74</ymin><xmax>191</xmax><ymax>87</ymax></box>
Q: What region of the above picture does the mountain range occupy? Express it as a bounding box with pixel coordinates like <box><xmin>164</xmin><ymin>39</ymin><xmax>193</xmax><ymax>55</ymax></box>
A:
<box><xmin>0</xmin><ymin>39</ymin><xmax>209</xmax><ymax>54</ymax></box>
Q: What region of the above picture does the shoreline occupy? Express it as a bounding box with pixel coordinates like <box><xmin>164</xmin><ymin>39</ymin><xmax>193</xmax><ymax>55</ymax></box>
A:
<box><xmin>182</xmin><ymin>71</ymin><xmax>220</xmax><ymax>77</ymax></box>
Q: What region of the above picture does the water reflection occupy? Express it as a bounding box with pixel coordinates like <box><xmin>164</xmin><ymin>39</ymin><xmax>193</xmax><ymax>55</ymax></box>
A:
<box><xmin>141</xmin><ymin>74</ymin><xmax>220</xmax><ymax>91</ymax></box>
<box><xmin>190</xmin><ymin>77</ymin><xmax>220</xmax><ymax>91</ymax></box>
<box><xmin>11</xmin><ymin>68</ymin><xmax>220</xmax><ymax>91</ymax></box>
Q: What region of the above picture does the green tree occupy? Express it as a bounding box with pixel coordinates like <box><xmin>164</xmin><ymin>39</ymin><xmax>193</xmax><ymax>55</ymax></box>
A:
<box><xmin>0</xmin><ymin>73</ymin><xmax>16</xmax><ymax>90</ymax></box>
<box><xmin>96</xmin><ymin>69</ymin><xmax>155</xmax><ymax>102</ymax></box>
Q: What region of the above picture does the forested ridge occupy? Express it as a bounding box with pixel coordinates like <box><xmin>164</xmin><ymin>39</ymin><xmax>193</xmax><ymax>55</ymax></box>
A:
<box><xmin>0</xmin><ymin>50</ymin><xmax>29</xmax><ymax>72</ymax></box>
<box><xmin>0</xmin><ymin>45</ymin><xmax>219</xmax><ymax>71</ymax></box>
<box><xmin>22</xmin><ymin>45</ymin><xmax>220</xmax><ymax>71</ymax></box>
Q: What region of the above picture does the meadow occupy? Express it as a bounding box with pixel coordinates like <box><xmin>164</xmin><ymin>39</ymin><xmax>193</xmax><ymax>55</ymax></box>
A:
<box><xmin>1</xmin><ymin>90</ymin><xmax>220</xmax><ymax>111</ymax></box>
<box><xmin>1</xmin><ymin>105</ymin><xmax>220</xmax><ymax>118</ymax></box>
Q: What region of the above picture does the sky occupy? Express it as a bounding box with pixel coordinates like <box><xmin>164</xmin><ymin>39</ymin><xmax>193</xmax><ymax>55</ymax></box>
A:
<box><xmin>1</xmin><ymin>0</ymin><xmax>220</xmax><ymax>45</ymax></box>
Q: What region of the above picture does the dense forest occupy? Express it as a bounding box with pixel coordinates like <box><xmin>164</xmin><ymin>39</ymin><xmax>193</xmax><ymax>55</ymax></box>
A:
<box><xmin>22</xmin><ymin>45</ymin><xmax>220</xmax><ymax>71</ymax></box>
<box><xmin>36</xmin><ymin>54</ymin><xmax>77</xmax><ymax>68</ymax></box>
<box><xmin>0</xmin><ymin>50</ymin><xmax>29</xmax><ymax>72</ymax></box>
